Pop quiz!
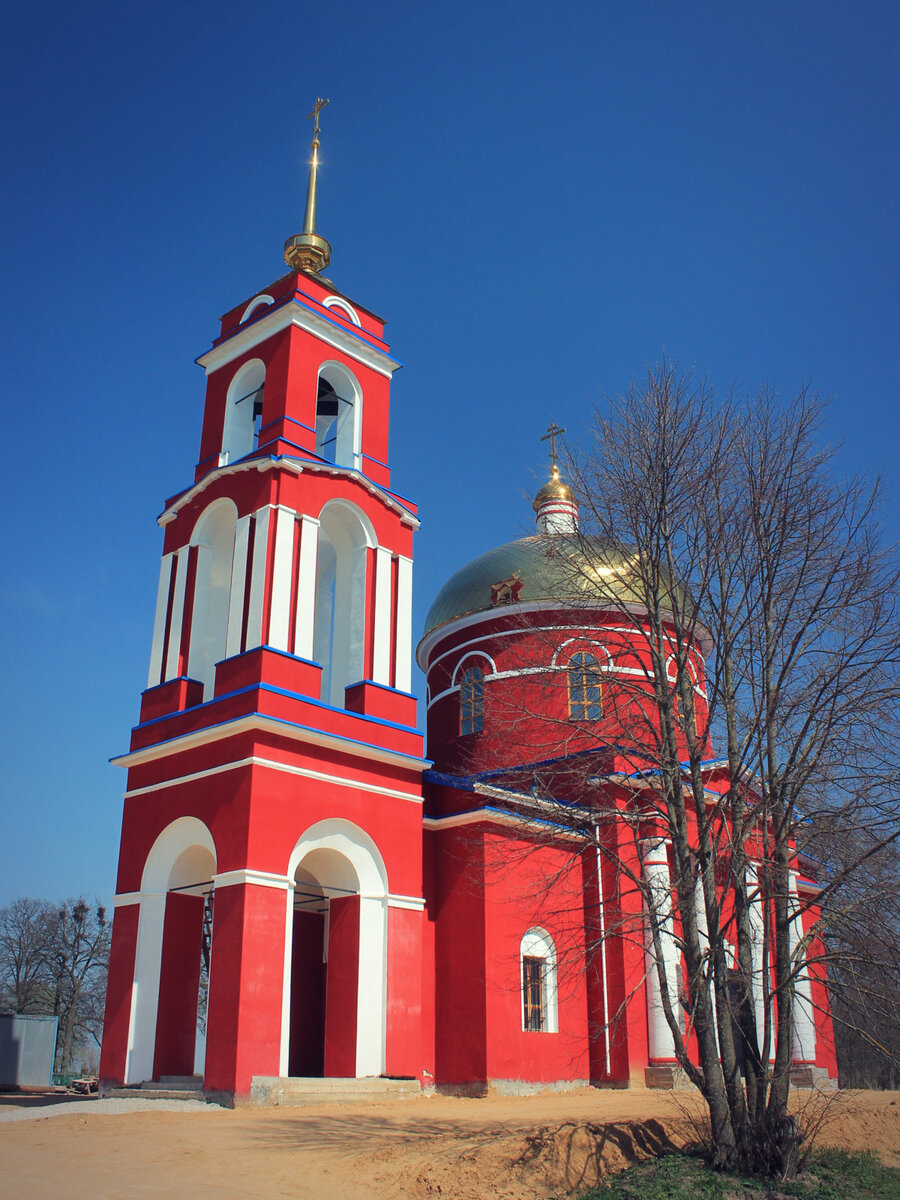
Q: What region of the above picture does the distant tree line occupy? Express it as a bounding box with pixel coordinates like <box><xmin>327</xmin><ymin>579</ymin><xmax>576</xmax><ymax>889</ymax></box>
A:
<box><xmin>0</xmin><ymin>897</ymin><xmax>110</xmax><ymax>1075</ymax></box>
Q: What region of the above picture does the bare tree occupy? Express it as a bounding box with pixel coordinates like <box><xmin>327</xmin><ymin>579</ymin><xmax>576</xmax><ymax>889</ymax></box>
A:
<box><xmin>0</xmin><ymin>898</ymin><xmax>55</xmax><ymax>1013</ymax></box>
<box><xmin>474</xmin><ymin>364</ymin><xmax>900</xmax><ymax>1177</ymax></box>
<box><xmin>0</xmin><ymin>896</ymin><xmax>111</xmax><ymax>1074</ymax></box>
<box><xmin>48</xmin><ymin>899</ymin><xmax>110</xmax><ymax>1073</ymax></box>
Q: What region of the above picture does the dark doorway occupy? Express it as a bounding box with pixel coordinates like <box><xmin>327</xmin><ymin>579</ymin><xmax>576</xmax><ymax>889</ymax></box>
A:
<box><xmin>288</xmin><ymin>909</ymin><xmax>327</xmax><ymax>1077</ymax></box>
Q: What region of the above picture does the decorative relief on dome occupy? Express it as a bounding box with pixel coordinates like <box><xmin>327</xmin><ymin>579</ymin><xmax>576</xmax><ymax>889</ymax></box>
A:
<box><xmin>490</xmin><ymin>573</ymin><xmax>523</xmax><ymax>606</ymax></box>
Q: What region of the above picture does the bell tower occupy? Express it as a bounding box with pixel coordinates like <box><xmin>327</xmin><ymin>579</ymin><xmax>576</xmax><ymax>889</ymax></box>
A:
<box><xmin>100</xmin><ymin>106</ymin><xmax>428</xmax><ymax>1103</ymax></box>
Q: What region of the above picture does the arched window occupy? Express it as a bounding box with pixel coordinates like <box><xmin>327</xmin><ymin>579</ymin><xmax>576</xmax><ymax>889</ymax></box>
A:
<box><xmin>459</xmin><ymin>665</ymin><xmax>485</xmax><ymax>735</ymax></box>
<box><xmin>520</xmin><ymin>927</ymin><xmax>558</xmax><ymax>1033</ymax></box>
<box><xmin>187</xmin><ymin>501</ymin><xmax>237</xmax><ymax>700</ymax></box>
<box><xmin>313</xmin><ymin>502</ymin><xmax>373</xmax><ymax>707</ymax></box>
<box><xmin>568</xmin><ymin>652</ymin><xmax>602</xmax><ymax>721</ymax></box>
<box><xmin>221</xmin><ymin>359</ymin><xmax>266</xmax><ymax>465</ymax></box>
<box><xmin>315</xmin><ymin>365</ymin><xmax>360</xmax><ymax>468</ymax></box>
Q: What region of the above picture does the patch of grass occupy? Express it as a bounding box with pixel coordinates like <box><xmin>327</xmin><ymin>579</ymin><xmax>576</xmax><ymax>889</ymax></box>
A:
<box><xmin>576</xmin><ymin>1148</ymin><xmax>900</xmax><ymax>1200</ymax></box>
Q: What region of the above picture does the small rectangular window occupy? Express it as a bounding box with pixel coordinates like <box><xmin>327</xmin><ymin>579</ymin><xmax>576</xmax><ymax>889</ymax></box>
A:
<box><xmin>522</xmin><ymin>956</ymin><xmax>544</xmax><ymax>1032</ymax></box>
<box><xmin>460</xmin><ymin>666</ymin><xmax>485</xmax><ymax>735</ymax></box>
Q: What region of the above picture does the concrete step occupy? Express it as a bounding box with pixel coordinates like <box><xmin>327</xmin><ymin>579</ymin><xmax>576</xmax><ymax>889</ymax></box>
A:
<box><xmin>148</xmin><ymin>1076</ymin><xmax>203</xmax><ymax>1090</ymax></box>
<box><xmin>250</xmin><ymin>1076</ymin><xmax>421</xmax><ymax>1107</ymax></box>
<box><xmin>103</xmin><ymin>1086</ymin><xmax>207</xmax><ymax>1101</ymax></box>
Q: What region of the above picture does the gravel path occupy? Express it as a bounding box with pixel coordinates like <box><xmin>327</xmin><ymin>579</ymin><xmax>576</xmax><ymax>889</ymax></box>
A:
<box><xmin>0</xmin><ymin>1097</ymin><xmax>223</xmax><ymax>1122</ymax></box>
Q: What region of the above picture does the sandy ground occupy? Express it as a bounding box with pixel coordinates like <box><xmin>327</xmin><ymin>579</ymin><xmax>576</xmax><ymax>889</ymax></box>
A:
<box><xmin>1</xmin><ymin>1087</ymin><xmax>897</xmax><ymax>1200</ymax></box>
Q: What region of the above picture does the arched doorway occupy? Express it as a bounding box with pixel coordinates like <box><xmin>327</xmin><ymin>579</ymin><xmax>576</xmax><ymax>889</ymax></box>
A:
<box><xmin>285</xmin><ymin>820</ymin><xmax>387</xmax><ymax>1078</ymax></box>
<box><xmin>126</xmin><ymin>818</ymin><xmax>216</xmax><ymax>1085</ymax></box>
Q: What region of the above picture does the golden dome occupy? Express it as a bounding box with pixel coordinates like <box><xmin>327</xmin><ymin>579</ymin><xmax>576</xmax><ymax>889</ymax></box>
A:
<box><xmin>533</xmin><ymin>469</ymin><xmax>574</xmax><ymax>511</ymax></box>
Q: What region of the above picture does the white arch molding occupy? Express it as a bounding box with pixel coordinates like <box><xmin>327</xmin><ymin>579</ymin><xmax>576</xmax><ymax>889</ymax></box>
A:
<box><xmin>520</xmin><ymin>926</ymin><xmax>559</xmax><ymax>1033</ymax></box>
<box><xmin>321</xmin><ymin>295</ymin><xmax>362</xmax><ymax>326</ymax></box>
<box><xmin>281</xmin><ymin>819</ymin><xmax>389</xmax><ymax>1078</ymax></box>
<box><xmin>126</xmin><ymin>818</ymin><xmax>217</xmax><ymax>1085</ymax></box>
<box><xmin>315</xmin><ymin>361</ymin><xmax>362</xmax><ymax>469</ymax></box>
<box><xmin>240</xmin><ymin>294</ymin><xmax>274</xmax><ymax>323</ymax></box>
<box><xmin>222</xmin><ymin>358</ymin><xmax>266</xmax><ymax>464</ymax></box>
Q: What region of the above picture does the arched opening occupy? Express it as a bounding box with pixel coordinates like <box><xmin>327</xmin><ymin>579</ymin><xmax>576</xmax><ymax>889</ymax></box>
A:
<box><xmin>313</xmin><ymin>501</ymin><xmax>373</xmax><ymax>707</ymax></box>
<box><xmin>314</xmin><ymin>363</ymin><xmax>360</xmax><ymax>468</ymax></box>
<box><xmin>286</xmin><ymin>820</ymin><xmax>387</xmax><ymax>1078</ymax></box>
<box><xmin>221</xmin><ymin>359</ymin><xmax>266</xmax><ymax>464</ymax></box>
<box><xmin>127</xmin><ymin>818</ymin><xmax>217</xmax><ymax>1085</ymax></box>
<box><xmin>188</xmin><ymin>500</ymin><xmax>238</xmax><ymax>700</ymax></box>
<box><xmin>520</xmin><ymin>927</ymin><xmax>558</xmax><ymax>1033</ymax></box>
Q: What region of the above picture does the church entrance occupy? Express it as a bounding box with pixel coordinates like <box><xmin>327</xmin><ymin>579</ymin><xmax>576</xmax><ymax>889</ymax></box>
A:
<box><xmin>288</xmin><ymin>850</ymin><xmax>363</xmax><ymax>1077</ymax></box>
<box><xmin>285</xmin><ymin>821</ymin><xmax>388</xmax><ymax>1080</ymax></box>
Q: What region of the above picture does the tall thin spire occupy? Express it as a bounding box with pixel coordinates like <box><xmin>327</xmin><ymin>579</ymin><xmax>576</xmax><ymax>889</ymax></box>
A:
<box><xmin>284</xmin><ymin>97</ymin><xmax>333</xmax><ymax>274</ymax></box>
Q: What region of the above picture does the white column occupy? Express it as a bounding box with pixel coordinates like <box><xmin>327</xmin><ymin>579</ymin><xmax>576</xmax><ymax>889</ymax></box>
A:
<box><xmin>148</xmin><ymin>554</ymin><xmax>174</xmax><ymax>687</ymax></box>
<box><xmin>293</xmin><ymin>516</ymin><xmax>320</xmax><ymax>661</ymax></box>
<box><xmin>394</xmin><ymin>555</ymin><xmax>413</xmax><ymax>694</ymax></box>
<box><xmin>245</xmin><ymin>506</ymin><xmax>272</xmax><ymax>650</ymax></box>
<box><xmin>789</xmin><ymin>871</ymin><xmax>816</xmax><ymax>1063</ymax></box>
<box><xmin>279</xmin><ymin>883</ymin><xmax>296</xmax><ymax>1077</ymax></box>
<box><xmin>693</xmin><ymin>871</ymin><xmax>720</xmax><ymax>1053</ymax></box>
<box><xmin>371</xmin><ymin>547</ymin><xmax>393</xmax><ymax>686</ymax></box>
<box><xmin>125</xmin><ymin>891</ymin><xmax>166</xmax><ymax>1085</ymax></box>
<box><xmin>225</xmin><ymin>515</ymin><xmax>251</xmax><ymax>658</ymax></box>
<box><xmin>268</xmin><ymin>507</ymin><xmax>297</xmax><ymax>653</ymax></box>
<box><xmin>163</xmin><ymin>549</ymin><xmax>189</xmax><ymax>682</ymax></box>
<box><xmin>355</xmin><ymin>895</ymin><xmax>387</xmax><ymax>1077</ymax></box>
<box><xmin>642</xmin><ymin>838</ymin><xmax>680</xmax><ymax>1061</ymax></box>
<box><xmin>746</xmin><ymin>865</ymin><xmax>770</xmax><ymax>1060</ymax></box>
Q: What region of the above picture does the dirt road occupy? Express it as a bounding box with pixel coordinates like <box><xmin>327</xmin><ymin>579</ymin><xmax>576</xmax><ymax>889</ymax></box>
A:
<box><xmin>1</xmin><ymin>1087</ymin><xmax>897</xmax><ymax>1200</ymax></box>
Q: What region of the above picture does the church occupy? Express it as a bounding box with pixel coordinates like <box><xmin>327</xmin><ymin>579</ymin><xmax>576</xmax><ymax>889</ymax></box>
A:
<box><xmin>99</xmin><ymin>107</ymin><xmax>837</xmax><ymax>1103</ymax></box>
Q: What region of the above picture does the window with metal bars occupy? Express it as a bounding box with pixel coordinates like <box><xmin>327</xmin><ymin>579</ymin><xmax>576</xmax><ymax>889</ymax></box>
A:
<box><xmin>459</xmin><ymin>665</ymin><xmax>485</xmax><ymax>735</ymax></box>
<box><xmin>568</xmin><ymin>651</ymin><xmax>602</xmax><ymax>721</ymax></box>
<box><xmin>522</xmin><ymin>956</ymin><xmax>544</xmax><ymax>1031</ymax></box>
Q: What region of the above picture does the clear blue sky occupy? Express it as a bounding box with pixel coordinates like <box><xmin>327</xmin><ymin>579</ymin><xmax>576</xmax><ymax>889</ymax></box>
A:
<box><xmin>1</xmin><ymin>2</ymin><xmax>898</xmax><ymax>906</ymax></box>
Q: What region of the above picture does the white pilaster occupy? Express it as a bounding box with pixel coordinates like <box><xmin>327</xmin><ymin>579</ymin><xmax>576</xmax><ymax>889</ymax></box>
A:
<box><xmin>163</xmin><ymin>549</ymin><xmax>189</xmax><ymax>682</ymax></box>
<box><xmin>746</xmin><ymin>865</ymin><xmax>770</xmax><ymax>1059</ymax></box>
<box><xmin>356</xmin><ymin>895</ymin><xmax>387</xmax><ymax>1077</ymax></box>
<box><xmin>394</xmin><ymin>555</ymin><xmax>413</xmax><ymax>693</ymax></box>
<box><xmin>268</xmin><ymin>507</ymin><xmax>297</xmax><ymax>653</ymax></box>
<box><xmin>125</xmin><ymin>890</ymin><xmax>167</xmax><ymax>1084</ymax></box>
<box><xmin>789</xmin><ymin>871</ymin><xmax>816</xmax><ymax>1063</ymax></box>
<box><xmin>372</xmin><ymin>547</ymin><xmax>393</xmax><ymax>686</ymax></box>
<box><xmin>293</xmin><ymin>516</ymin><xmax>320</xmax><ymax>661</ymax></box>
<box><xmin>245</xmin><ymin>506</ymin><xmax>272</xmax><ymax>650</ymax></box>
<box><xmin>642</xmin><ymin>838</ymin><xmax>680</xmax><ymax>1061</ymax></box>
<box><xmin>225</xmin><ymin>515</ymin><xmax>251</xmax><ymax>658</ymax></box>
<box><xmin>148</xmin><ymin>553</ymin><xmax>174</xmax><ymax>687</ymax></box>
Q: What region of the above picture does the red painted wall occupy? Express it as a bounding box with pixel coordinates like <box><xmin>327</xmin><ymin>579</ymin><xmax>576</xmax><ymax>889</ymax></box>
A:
<box><xmin>153</xmin><ymin>892</ymin><xmax>204</xmax><ymax>1079</ymax></box>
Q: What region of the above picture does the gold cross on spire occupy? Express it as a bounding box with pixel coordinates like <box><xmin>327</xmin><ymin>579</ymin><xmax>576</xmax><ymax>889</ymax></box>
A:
<box><xmin>284</xmin><ymin>96</ymin><xmax>333</xmax><ymax>274</ymax></box>
<box><xmin>540</xmin><ymin>421</ymin><xmax>566</xmax><ymax>474</ymax></box>
<box><xmin>307</xmin><ymin>96</ymin><xmax>329</xmax><ymax>146</ymax></box>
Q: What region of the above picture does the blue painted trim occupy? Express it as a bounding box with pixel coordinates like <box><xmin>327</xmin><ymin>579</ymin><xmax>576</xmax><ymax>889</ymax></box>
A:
<box><xmin>204</xmin><ymin>290</ymin><xmax>401</xmax><ymax>367</ymax></box>
<box><xmin>215</xmin><ymin>646</ymin><xmax>322</xmax><ymax>669</ymax></box>
<box><xmin>346</xmin><ymin>679</ymin><xmax>418</xmax><ymax>701</ymax></box>
<box><xmin>116</xmin><ymin>707</ymin><xmax>430</xmax><ymax>768</ymax></box>
<box><xmin>362</xmin><ymin>452</ymin><xmax>390</xmax><ymax>471</ymax></box>
<box><xmin>132</xmin><ymin>668</ymin><xmax>422</xmax><ymax>738</ymax></box>
<box><xmin>141</xmin><ymin>675</ymin><xmax>203</xmax><ymax>697</ymax></box>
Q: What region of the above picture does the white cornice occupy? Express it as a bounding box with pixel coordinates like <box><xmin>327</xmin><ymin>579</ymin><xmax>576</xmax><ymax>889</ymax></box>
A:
<box><xmin>122</xmin><ymin>753</ymin><xmax>423</xmax><ymax>804</ymax></box>
<box><xmin>417</xmin><ymin>600</ymin><xmax>713</xmax><ymax>669</ymax></box>
<box><xmin>159</xmin><ymin>456</ymin><xmax>420</xmax><ymax>529</ymax></box>
<box><xmin>111</xmin><ymin>712</ymin><xmax>429</xmax><ymax>773</ymax></box>
<box><xmin>195</xmin><ymin>297</ymin><xmax>401</xmax><ymax>380</ymax></box>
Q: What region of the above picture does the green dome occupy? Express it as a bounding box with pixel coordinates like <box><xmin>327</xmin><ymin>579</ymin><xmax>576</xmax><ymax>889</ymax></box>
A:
<box><xmin>421</xmin><ymin>534</ymin><xmax>663</xmax><ymax>641</ymax></box>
